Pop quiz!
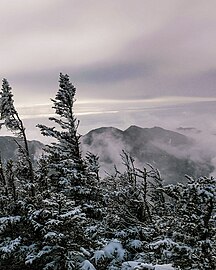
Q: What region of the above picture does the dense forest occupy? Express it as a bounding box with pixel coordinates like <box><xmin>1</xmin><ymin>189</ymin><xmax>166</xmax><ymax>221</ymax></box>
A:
<box><xmin>0</xmin><ymin>74</ymin><xmax>215</xmax><ymax>270</ymax></box>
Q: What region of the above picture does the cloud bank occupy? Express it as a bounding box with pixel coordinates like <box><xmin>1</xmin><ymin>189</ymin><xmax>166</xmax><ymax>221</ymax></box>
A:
<box><xmin>0</xmin><ymin>0</ymin><xmax>216</xmax><ymax>105</ymax></box>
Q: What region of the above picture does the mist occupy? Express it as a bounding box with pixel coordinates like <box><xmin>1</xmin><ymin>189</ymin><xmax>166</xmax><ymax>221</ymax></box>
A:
<box><xmin>77</xmin><ymin>100</ymin><xmax>216</xmax><ymax>179</ymax></box>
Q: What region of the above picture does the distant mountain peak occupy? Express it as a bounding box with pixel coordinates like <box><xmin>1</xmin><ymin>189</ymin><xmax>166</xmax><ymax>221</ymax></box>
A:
<box><xmin>85</xmin><ymin>126</ymin><xmax>122</xmax><ymax>135</ymax></box>
<box><xmin>124</xmin><ymin>125</ymin><xmax>142</xmax><ymax>132</ymax></box>
<box><xmin>81</xmin><ymin>125</ymin><xmax>213</xmax><ymax>183</ymax></box>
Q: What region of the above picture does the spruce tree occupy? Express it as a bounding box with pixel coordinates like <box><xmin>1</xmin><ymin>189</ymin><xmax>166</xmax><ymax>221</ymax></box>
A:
<box><xmin>30</xmin><ymin>73</ymin><xmax>103</xmax><ymax>269</ymax></box>
<box><xmin>37</xmin><ymin>73</ymin><xmax>86</xmax><ymax>196</ymax></box>
<box><xmin>146</xmin><ymin>176</ymin><xmax>216</xmax><ymax>269</ymax></box>
<box><xmin>0</xmin><ymin>78</ymin><xmax>34</xmax><ymax>193</ymax></box>
<box><xmin>0</xmin><ymin>79</ymin><xmax>37</xmax><ymax>269</ymax></box>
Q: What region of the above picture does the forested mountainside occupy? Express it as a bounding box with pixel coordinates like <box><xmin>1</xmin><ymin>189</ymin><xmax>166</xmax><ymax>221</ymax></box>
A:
<box><xmin>0</xmin><ymin>74</ymin><xmax>215</xmax><ymax>270</ymax></box>
<box><xmin>82</xmin><ymin>125</ymin><xmax>214</xmax><ymax>183</ymax></box>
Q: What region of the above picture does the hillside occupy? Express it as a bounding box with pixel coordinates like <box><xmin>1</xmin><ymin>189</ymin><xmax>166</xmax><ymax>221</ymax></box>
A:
<box><xmin>0</xmin><ymin>136</ymin><xmax>44</xmax><ymax>162</ymax></box>
<box><xmin>81</xmin><ymin>125</ymin><xmax>214</xmax><ymax>183</ymax></box>
<box><xmin>0</xmin><ymin>126</ymin><xmax>214</xmax><ymax>183</ymax></box>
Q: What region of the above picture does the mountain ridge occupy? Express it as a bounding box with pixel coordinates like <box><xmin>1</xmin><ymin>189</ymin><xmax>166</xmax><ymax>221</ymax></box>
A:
<box><xmin>82</xmin><ymin>125</ymin><xmax>213</xmax><ymax>183</ymax></box>
<box><xmin>0</xmin><ymin>125</ymin><xmax>213</xmax><ymax>183</ymax></box>
<box><xmin>0</xmin><ymin>136</ymin><xmax>44</xmax><ymax>162</ymax></box>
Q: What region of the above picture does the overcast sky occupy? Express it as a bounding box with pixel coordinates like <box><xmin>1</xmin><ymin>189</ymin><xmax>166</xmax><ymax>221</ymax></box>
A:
<box><xmin>0</xmin><ymin>0</ymin><xmax>216</xmax><ymax>139</ymax></box>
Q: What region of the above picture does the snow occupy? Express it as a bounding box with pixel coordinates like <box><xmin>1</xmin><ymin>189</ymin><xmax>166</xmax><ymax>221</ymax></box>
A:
<box><xmin>94</xmin><ymin>240</ymin><xmax>125</xmax><ymax>265</ymax></box>
<box><xmin>94</xmin><ymin>250</ymin><xmax>105</xmax><ymax>264</ymax></box>
<box><xmin>154</xmin><ymin>265</ymin><xmax>174</xmax><ymax>270</ymax></box>
<box><xmin>45</xmin><ymin>219</ymin><xmax>63</xmax><ymax>226</ymax></box>
<box><xmin>60</xmin><ymin>207</ymin><xmax>81</xmax><ymax>219</ymax></box>
<box><xmin>0</xmin><ymin>237</ymin><xmax>21</xmax><ymax>253</ymax></box>
<box><xmin>129</xmin><ymin>239</ymin><xmax>142</xmax><ymax>248</ymax></box>
<box><xmin>80</xmin><ymin>247</ymin><xmax>91</xmax><ymax>257</ymax></box>
<box><xmin>0</xmin><ymin>215</ymin><xmax>21</xmax><ymax>224</ymax></box>
<box><xmin>44</xmin><ymin>231</ymin><xmax>64</xmax><ymax>240</ymax></box>
<box><xmin>0</xmin><ymin>216</ymin><xmax>21</xmax><ymax>233</ymax></box>
<box><xmin>149</xmin><ymin>238</ymin><xmax>176</xmax><ymax>249</ymax></box>
<box><xmin>122</xmin><ymin>262</ymin><xmax>175</xmax><ymax>270</ymax></box>
<box><xmin>115</xmin><ymin>230</ymin><xmax>127</xmax><ymax>237</ymax></box>
<box><xmin>103</xmin><ymin>240</ymin><xmax>125</xmax><ymax>260</ymax></box>
<box><xmin>80</xmin><ymin>260</ymin><xmax>96</xmax><ymax>270</ymax></box>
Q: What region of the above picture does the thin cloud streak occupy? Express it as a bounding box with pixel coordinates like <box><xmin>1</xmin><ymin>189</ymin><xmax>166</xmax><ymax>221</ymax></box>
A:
<box><xmin>16</xmin><ymin>96</ymin><xmax>216</xmax><ymax>120</ymax></box>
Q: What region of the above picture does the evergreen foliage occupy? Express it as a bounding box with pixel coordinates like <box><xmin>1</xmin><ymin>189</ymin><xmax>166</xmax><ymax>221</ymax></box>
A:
<box><xmin>0</xmin><ymin>74</ymin><xmax>215</xmax><ymax>270</ymax></box>
<box><xmin>37</xmin><ymin>73</ymin><xmax>86</xmax><ymax>196</ymax></box>
<box><xmin>0</xmin><ymin>78</ymin><xmax>34</xmax><ymax>191</ymax></box>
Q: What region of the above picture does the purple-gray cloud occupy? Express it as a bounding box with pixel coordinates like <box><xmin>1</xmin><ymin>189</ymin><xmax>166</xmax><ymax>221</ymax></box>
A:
<box><xmin>1</xmin><ymin>0</ymin><xmax>216</xmax><ymax>103</ymax></box>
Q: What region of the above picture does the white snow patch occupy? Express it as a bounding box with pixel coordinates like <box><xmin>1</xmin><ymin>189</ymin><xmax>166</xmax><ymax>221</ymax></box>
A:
<box><xmin>122</xmin><ymin>261</ymin><xmax>175</xmax><ymax>270</ymax></box>
<box><xmin>103</xmin><ymin>240</ymin><xmax>125</xmax><ymax>260</ymax></box>
<box><xmin>80</xmin><ymin>260</ymin><xmax>96</xmax><ymax>270</ymax></box>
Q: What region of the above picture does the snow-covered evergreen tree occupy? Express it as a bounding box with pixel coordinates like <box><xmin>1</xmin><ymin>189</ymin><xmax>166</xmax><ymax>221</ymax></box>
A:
<box><xmin>0</xmin><ymin>78</ymin><xmax>34</xmax><ymax>192</ymax></box>
<box><xmin>141</xmin><ymin>175</ymin><xmax>216</xmax><ymax>269</ymax></box>
<box><xmin>0</xmin><ymin>156</ymin><xmax>8</xmax><ymax>198</ymax></box>
<box><xmin>37</xmin><ymin>73</ymin><xmax>103</xmax><ymax>212</ymax></box>
<box><xmin>85</xmin><ymin>151</ymin><xmax>100</xmax><ymax>182</ymax></box>
<box><xmin>1</xmin><ymin>75</ymin><xmax>215</xmax><ymax>270</ymax></box>
<box><xmin>91</xmin><ymin>152</ymin><xmax>165</xmax><ymax>269</ymax></box>
<box><xmin>37</xmin><ymin>73</ymin><xmax>85</xmax><ymax>193</ymax></box>
<box><xmin>30</xmin><ymin>73</ymin><xmax>104</xmax><ymax>269</ymax></box>
<box><xmin>160</xmin><ymin>176</ymin><xmax>216</xmax><ymax>269</ymax></box>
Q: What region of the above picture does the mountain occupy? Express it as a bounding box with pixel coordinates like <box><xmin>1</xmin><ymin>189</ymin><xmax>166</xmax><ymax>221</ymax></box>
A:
<box><xmin>0</xmin><ymin>126</ymin><xmax>213</xmax><ymax>183</ymax></box>
<box><xmin>0</xmin><ymin>136</ymin><xmax>44</xmax><ymax>162</ymax></box>
<box><xmin>81</xmin><ymin>125</ymin><xmax>214</xmax><ymax>183</ymax></box>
